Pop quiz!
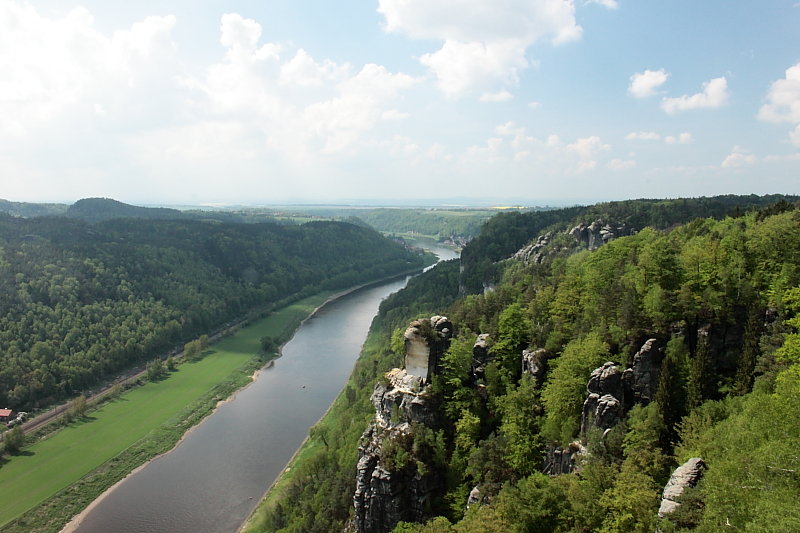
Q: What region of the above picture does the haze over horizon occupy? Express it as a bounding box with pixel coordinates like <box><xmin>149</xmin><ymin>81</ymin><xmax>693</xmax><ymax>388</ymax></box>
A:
<box><xmin>1</xmin><ymin>0</ymin><xmax>799</xmax><ymax>205</ymax></box>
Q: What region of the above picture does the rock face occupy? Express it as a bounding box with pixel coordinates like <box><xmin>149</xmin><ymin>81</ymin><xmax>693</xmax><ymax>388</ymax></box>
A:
<box><xmin>580</xmin><ymin>339</ymin><xmax>662</xmax><ymax>437</ymax></box>
<box><xmin>622</xmin><ymin>338</ymin><xmax>661</xmax><ymax>405</ymax></box>
<box><xmin>404</xmin><ymin>315</ymin><xmax>452</xmax><ymax>381</ymax></box>
<box><xmin>471</xmin><ymin>334</ymin><xmax>492</xmax><ymax>380</ymax></box>
<box><xmin>658</xmin><ymin>458</ymin><xmax>706</xmax><ymax>518</ymax></box>
<box><xmin>522</xmin><ymin>348</ymin><xmax>554</xmax><ymax>386</ymax></box>
<box><xmin>354</xmin><ymin>317</ymin><xmax>453</xmax><ymax>533</ymax></box>
<box><xmin>513</xmin><ymin>231</ymin><xmax>555</xmax><ymax>265</ymax></box>
<box><xmin>569</xmin><ymin>220</ymin><xmax>635</xmax><ymax>250</ymax></box>
<box><xmin>581</xmin><ymin>362</ymin><xmax>625</xmax><ymax>435</ymax></box>
<box><xmin>542</xmin><ymin>443</ymin><xmax>584</xmax><ymax>475</ymax></box>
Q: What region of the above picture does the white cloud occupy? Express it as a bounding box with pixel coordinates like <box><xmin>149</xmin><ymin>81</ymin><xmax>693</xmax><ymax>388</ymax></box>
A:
<box><xmin>607</xmin><ymin>159</ymin><xmax>635</xmax><ymax>170</ymax></box>
<box><xmin>792</xmin><ymin>125</ymin><xmax>800</xmax><ymax>148</ymax></box>
<box><xmin>302</xmin><ymin>64</ymin><xmax>419</xmax><ymax>153</ymax></box>
<box><xmin>721</xmin><ymin>146</ymin><xmax>756</xmax><ymax>168</ymax></box>
<box><xmin>660</xmin><ymin>77</ymin><xmax>729</xmax><ymax>114</ymax></box>
<box><xmin>628</xmin><ymin>69</ymin><xmax>668</xmax><ymax>98</ymax></box>
<box><xmin>665</xmin><ymin>132</ymin><xmax>692</xmax><ymax>144</ymax></box>
<box><xmin>379</xmin><ymin>0</ymin><xmax>581</xmax><ymax>98</ymax></box>
<box><xmin>528</xmin><ymin>101</ymin><xmax>541</xmax><ymax>108</ymax></box>
<box><xmin>625</xmin><ymin>131</ymin><xmax>660</xmax><ymax>140</ymax></box>
<box><xmin>381</xmin><ymin>109</ymin><xmax>409</xmax><ymax>120</ymax></box>
<box><xmin>427</xmin><ymin>143</ymin><xmax>453</xmax><ymax>160</ymax></box>
<box><xmin>758</xmin><ymin>63</ymin><xmax>800</xmax><ymax>123</ymax></box>
<box><xmin>758</xmin><ymin>63</ymin><xmax>800</xmax><ymax>147</ymax></box>
<box><xmin>587</xmin><ymin>0</ymin><xmax>619</xmax><ymax>8</ymax></box>
<box><xmin>494</xmin><ymin>121</ymin><xmax>525</xmax><ymax>136</ymax></box>
<box><xmin>420</xmin><ymin>40</ymin><xmax>528</xmax><ymax>98</ymax></box>
<box><xmin>377</xmin><ymin>0</ymin><xmax>581</xmax><ymax>44</ymax></box>
<box><xmin>480</xmin><ymin>89</ymin><xmax>514</xmax><ymax>102</ymax></box>
<box><xmin>0</xmin><ymin>2</ymin><xmax>179</xmax><ymax>129</ymax></box>
<box><xmin>279</xmin><ymin>49</ymin><xmax>348</xmax><ymax>86</ymax></box>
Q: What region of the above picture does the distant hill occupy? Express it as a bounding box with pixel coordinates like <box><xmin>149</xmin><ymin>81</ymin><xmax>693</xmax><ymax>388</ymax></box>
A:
<box><xmin>65</xmin><ymin>198</ymin><xmax>185</xmax><ymax>224</ymax></box>
<box><xmin>0</xmin><ymin>199</ymin><xmax>68</xmax><ymax>218</ymax></box>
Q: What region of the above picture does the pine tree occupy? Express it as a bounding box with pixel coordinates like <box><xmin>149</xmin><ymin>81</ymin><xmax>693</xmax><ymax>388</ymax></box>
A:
<box><xmin>733</xmin><ymin>305</ymin><xmax>761</xmax><ymax>396</ymax></box>
<box><xmin>687</xmin><ymin>332</ymin><xmax>713</xmax><ymax>409</ymax></box>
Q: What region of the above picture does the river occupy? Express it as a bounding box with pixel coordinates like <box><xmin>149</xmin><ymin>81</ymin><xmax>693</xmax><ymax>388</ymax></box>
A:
<box><xmin>71</xmin><ymin>244</ymin><xmax>459</xmax><ymax>533</ymax></box>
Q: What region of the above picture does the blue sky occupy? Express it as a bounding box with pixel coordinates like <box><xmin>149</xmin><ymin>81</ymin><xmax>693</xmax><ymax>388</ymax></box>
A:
<box><xmin>1</xmin><ymin>0</ymin><xmax>799</xmax><ymax>205</ymax></box>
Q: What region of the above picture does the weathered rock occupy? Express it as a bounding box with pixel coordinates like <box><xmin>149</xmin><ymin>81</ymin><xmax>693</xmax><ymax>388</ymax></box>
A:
<box><xmin>658</xmin><ymin>457</ymin><xmax>706</xmax><ymax>518</ymax></box>
<box><xmin>581</xmin><ymin>362</ymin><xmax>625</xmax><ymax>435</ymax></box>
<box><xmin>404</xmin><ymin>316</ymin><xmax>453</xmax><ymax>382</ymax></box>
<box><xmin>522</xmin><ymin>348</ymin><xmax>554</xmax><ymax>386</ymax></box>
<box><xmin>472</xmin><ymin>334</ymin><xmax>492</xmax><ymax>380</ymax></box>
<box><xmin>354</xmin><ymin>424</ymin><xmax>437</xmax><ymax>533</ymax></box>
<box><xmin>466</xmin><ymin>486</ymin><xmax>484</xmax><ymax>509</ymax></box>
<box><xmin>622</xmin><ymin>338</ymin><xmax>661</xmax><ymax>406</ymax></box>
<box><xmin>543</xmin><ymin>443</ymin><xmax>584</xmax><ymax>475</ymax></box>
<box><xmin>513</xmin><ymin>232</ymin><xmax>555</xmax><ymax>264</ymax></box>
<box><xmin>570</xmin><ymin>220</ymin><xmax>636</xmax><ymax>251</ymax></box>
<box><xmin>355</xmin><ymin>317</ymin><xmax>453</xmax><ymax>533</ymax></box>
<box><xmin>371</xmin><ymin>369</ymin><xmax>438</xmax><ymax>428</ymax></box>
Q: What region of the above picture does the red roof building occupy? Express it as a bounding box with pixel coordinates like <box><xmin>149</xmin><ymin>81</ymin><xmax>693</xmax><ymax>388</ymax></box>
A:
<box><xmin>0</xmin><ymin>409</ymin><xmax>14</xmax><ymax>422</ymax></box>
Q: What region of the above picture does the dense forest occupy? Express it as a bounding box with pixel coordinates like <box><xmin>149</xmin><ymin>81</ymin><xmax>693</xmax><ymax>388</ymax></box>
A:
<box><xmin>0</xmin><ymin>214</ymin><xmax>427</xmax><ymax>410</ymax></box>
<box><xmin>254</xmin><ymin>194</ymin><xmax>800</xmax><ymax>533</ymax></box>
<box><xmin>354</xmin><ymin>209</ymin><xmax>493</xmax><ymax>240</ymax></box>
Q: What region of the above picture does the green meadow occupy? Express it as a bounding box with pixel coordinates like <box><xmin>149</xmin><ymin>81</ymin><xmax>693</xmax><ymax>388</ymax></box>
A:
<box><xmin>0</xmin><ymin>291</ymin><xmax>336</xmax><ymax>530</ymax></box>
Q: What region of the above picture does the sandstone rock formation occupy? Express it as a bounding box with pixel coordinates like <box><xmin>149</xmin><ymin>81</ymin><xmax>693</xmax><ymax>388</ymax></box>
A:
<box><xmin>569</xmin><ymin>220</ymin><xmax>635</xmax><ymax>250</ymax></box>
<box><xmin>404</xmin><ymin>315</ymin><xmax>452</xmax><ymax>381</ymax></box>
<box><xmin>522</xmin><ymin>348</ymin><xmax>554</xmax><ymax>386</ymax></box>
<box><xmin>580</xmin><ymin>339</ymin><xmax>662</xmax><ymax>437</ymax></box>
<box><xmin>354</xmin><ymin>316</ymin><xmax>453</xmax><ymax>533</ymax></box>
<box><xmin>658</xmin><ymin>457</ymin><xmax>706</xmax><ymax>518</ymax></box>
<box><xmin>542</xmin><ymin>443</ymin><xmax>584</xmax><ymax>475</ymax></box>
<box><xmin>581</xmin><ymin>362</ymin><xmax>625</xmax><ymax>435</ymax></box>
<box><xmin>622</xmin><ymin>338</ymin><xmax>662</xmax><ymax>406</ymax></box>
<box><xmin>513</xmin><ymin>231</ymin><xmax>555</xmax><ymax>264</ymax></box>
<box><xmin>471</xmin><ymin>334</ymin><xmax>492</xmax><ymax>380</ymax></box>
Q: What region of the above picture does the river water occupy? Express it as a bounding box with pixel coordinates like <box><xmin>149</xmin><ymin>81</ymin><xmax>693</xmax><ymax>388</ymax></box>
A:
<box><xmin>73</xmin><ymin>245</ymin><xmax>459</xmax><ymax>533</ymax></box>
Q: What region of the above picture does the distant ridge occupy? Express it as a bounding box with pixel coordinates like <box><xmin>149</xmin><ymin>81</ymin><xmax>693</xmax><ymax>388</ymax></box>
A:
<box><xmin>66</xmin><ymin>197</ymin><xmax>184</xmax><ymax>224</ymax></box>
<box><xmin>0</xmin><ymin>199</ymin><xmax>68</xmax><ymax>218</ymax></box>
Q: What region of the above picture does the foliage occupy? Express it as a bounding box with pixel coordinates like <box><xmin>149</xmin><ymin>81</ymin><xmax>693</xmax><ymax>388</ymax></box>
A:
<box><xmin>0</xmin><ymin>214</ymin><xmax>424</xmax><ymax>410</ymax></box>
<box><xmin>249</xmin><ymin>196</ymin><xmax>800</xmax><ymax>533</ymax></box>
<box><xmin>2</xmin><ymin>426</ymin><xmax>25</xmax><ymax>454</ymax></box>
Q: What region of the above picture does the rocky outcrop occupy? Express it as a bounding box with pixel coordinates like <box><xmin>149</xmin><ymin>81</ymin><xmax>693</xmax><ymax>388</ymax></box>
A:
<box><xmin>522</xmin><ymin>348</ymin><xmax>554</xmax><ymax>386</ymax></box>
<box><xmin>569</xmin><ymin>221</ymin><xmax>635</xmax><ymax>250</ymax></box>
<box><xmin>581</xmin><ymin>362</ymin><xmax>625</xmax><ymax>436</ymax></box>
<box><xmin>658</xmin><ymin>457</ymin><xmax>706</xmax><ymax>518</ymax></box>
<box><xmin>543</xmin><ymin>443</ymin><xmax>584</xmax><ymax>475</ymax></box>
<box><xmin>580</xmin><ymin>339</ymin><xmax>663</xmax><ymax>437</ymax></box>
<box><xmin>513</xmin><ymin>231</ymin><xmax>555</xmax><ymax>265</ymax></box>
<box><xmin>355</xmin><ymin>316</ymin><xmax>453</xmax><ymax>533</ymax></box>
<box><xmin>471</xmin><ymin>334</ymin><xmax>492</xmax><ymax>380</ymax></box>
<box><xmin>404</xmin><ymin>315</ymin><xmax>453</xmax><ymax>381</ymax></box>
<box><xmin>622</xmin><ymin>338</ymin><xmax>661</xmax><ymax>405</ymax></box>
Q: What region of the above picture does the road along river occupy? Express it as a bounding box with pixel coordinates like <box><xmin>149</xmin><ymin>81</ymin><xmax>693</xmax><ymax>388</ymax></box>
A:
<box><xmin>69</xmin><ymin>245</ymin><xmax>459</xmax><ymax>533</ymax></box>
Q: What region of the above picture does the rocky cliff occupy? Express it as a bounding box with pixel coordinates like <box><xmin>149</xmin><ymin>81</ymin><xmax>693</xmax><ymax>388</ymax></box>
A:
<box><xmin>354</xmin><ymin>316</ymin><xmax>453</xmax><ymax>533</ymax></box>
<box><xmin>581</xmin><ymin>339</ymin><xmax>662</xmax><ymax>436</ymax></box>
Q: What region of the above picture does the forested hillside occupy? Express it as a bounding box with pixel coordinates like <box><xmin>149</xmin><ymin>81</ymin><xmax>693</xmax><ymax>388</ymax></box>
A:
<box><xmin>253</xmin><ymin>195</ymin><xmax>800</xmax><ymax>533</ymax></box>
<box><xmin>0</xmin><ymin>215</ymin><xmax>426</xmax><ymax>410</ymax></box>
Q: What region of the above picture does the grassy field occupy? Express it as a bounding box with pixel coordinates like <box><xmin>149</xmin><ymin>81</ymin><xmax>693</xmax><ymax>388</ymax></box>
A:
<box><xmin>0</xmin><ymin>291</ymin><xmax>337</xmax><ymax>529</ymax></box>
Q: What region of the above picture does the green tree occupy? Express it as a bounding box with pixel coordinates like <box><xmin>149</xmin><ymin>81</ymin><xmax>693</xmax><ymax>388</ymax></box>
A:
<box><xmin>655</xmin><ymin>338</ymin><xmax>688</xmax><ymax>447</ymax></box>
<box><xmin>733</xmin><ymin>305</ymin><xmax>762</xmax><ymax>395</ymax></box>
<box><xmin>260</xmin><ymin>336</ymin><xmax>276</xmax><ymax>353</ymax></box>
<box><xmin>3</xmin><ymin>425</ymin><xmax>25</xmax><ymax>454</ymax></box>
<box><xmin>70</xmin><ymin>394</ymin><xmax>88</xmax><ymax>419</ymax></box>
<box><xmin>687</xmin><ymin>333</ymin><xmax>713</xmax><ymax>410</ymax></box>
<box><xmin>541</xmin><ymin>333</ymin><xmax>610</xmax><ymax>444</ymax></box>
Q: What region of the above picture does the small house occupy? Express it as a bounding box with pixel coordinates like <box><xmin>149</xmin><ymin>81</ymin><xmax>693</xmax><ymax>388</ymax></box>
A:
<box><xmin>0</xmin><ymin>408</ymin><xmax>14</xmax><ymax>423</ymax></box>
